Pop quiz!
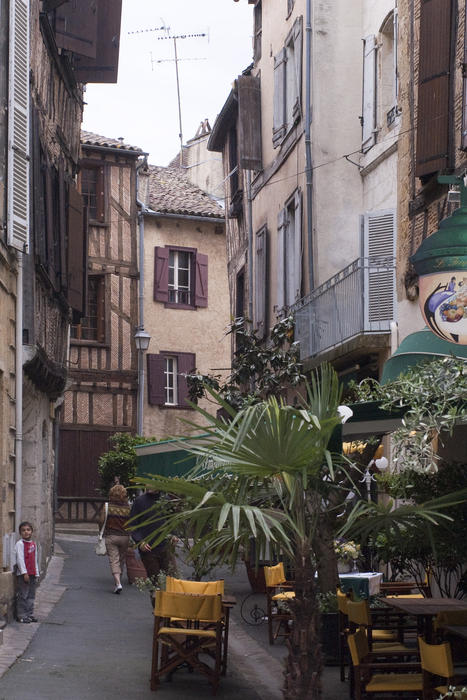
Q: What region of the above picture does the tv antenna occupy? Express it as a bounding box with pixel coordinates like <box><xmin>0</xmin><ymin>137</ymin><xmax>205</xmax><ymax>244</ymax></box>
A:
<box><xmin>129</xmin><ymin>20</ymin><xmax>208</xmax><ymax>166</ymax></box>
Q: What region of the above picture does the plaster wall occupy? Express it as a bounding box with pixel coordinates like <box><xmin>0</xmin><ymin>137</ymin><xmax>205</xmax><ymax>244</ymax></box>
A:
<box><xmin>185</xmin><ymin>135</ymin><xmax>225</xmax><ymax>204</ymax></box>
<box><xmin>142</xmin><ymin>217</ymin><xmax>230</xmax><ymax>439</ymax></box>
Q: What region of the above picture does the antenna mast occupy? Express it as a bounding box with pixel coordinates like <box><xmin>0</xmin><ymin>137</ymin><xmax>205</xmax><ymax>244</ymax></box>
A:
<box><xmin>129</xmin><ymin>22</ymin><xmax>207</xmax><ymax>167</ymax></box>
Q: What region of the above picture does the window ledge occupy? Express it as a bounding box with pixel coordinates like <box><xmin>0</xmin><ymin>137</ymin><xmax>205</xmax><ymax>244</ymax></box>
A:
<box><xmin>159</xmin><ymin>404</ymin><xmax>195</xmax><ymax>411</ymax></box>
<box><xmin>70</xmin><ymin>339</ymin><xmax>109</xmax><ymax>348</ymax></box>
<box><xmin>163</xmin><ymin>302</ymin><xmax>197</xmax><ymax>311</ymax></box>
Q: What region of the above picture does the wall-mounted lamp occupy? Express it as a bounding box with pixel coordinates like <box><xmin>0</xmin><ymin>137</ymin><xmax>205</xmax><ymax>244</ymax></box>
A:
<box><xmin>134</xmin><ymin>327</ymin><xmax>151</xmax><ymax>435</ymax></box>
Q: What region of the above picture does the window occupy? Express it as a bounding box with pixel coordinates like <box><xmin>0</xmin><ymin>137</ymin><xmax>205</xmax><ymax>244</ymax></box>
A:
<box><xmin>169</xmin><ymin>250</ymin><xmax>191</xmax><ymax>304</ymax></box>
<box><xmin>147</xmin><ymin>351</ymin><xmax>196</xmax><ymax>407</ymax></box>
<box><xmin>80</xmin><ymin>165</ymin><xmax>105</xmax><ymax>222</ymax></box>
<box><xmin>273</xmin><ymin>16</ymin><xmax>303</xmax><ymax>148</ymax></box>
<box><xmin>287</xmin><ymin>0</ymin><xmax>295</xmax><ymax>16</ymax></box>
<box><xmin>276</xmin><ymin>191</ymin><xmax>302</xmax><ymax>312</ymax></box>
<box><xmin>380</xmin><ymin>10</ymin><xmax>399</xmax><ymax>128</ymax></box>
<box><xmin>71</xmin><ymin>275</ymin><xmax>106</xmax><ymax>343</ymax></box>
<box><xmin>154</xmin><ymin>246</ymin><xmax>208</xmax><ymax>308</ymax></box>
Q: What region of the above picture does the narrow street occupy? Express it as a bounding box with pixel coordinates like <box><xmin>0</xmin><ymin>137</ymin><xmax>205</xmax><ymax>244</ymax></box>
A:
<box><xmin>0</xmin><ymin>534</ymin><xmax>344</xmax><ymax>700</ymax></box>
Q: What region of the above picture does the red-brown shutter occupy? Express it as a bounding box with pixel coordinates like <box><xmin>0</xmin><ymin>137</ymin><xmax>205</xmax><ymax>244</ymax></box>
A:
<box><xmin>177</xmin><ymin>352</ymin><xmax>196</xmax><ymax>407</ymax></box>
<box><xmin>154</xmin><ymin>247</ymin><xmax>169</xmax><ymax>303</ymax></box>
<box><xmin>54</xmin><ymin>0</ymin><xmax>98</xmax><ymax>59</ymax></box>
<box><xmin>238</xmin><ymin>75</ymin><xmax>262</xmax><ymax>170</ymax></box>
<box><xmin>194</xmin><ymin>253</ymin><xmax>208</xmax><ymax>307</ymax></box>
<box><xmin>415</xmin><ymin>0</ymin><xmax>453</xmax><ymax>177</ymax></box>
<box><xmin>147</xmin><ymin>354</ymin><xmax>166</xmax><ymax>406</ymax></box>
<box><xmin>58</xmin><ymin>163</ymin><xmax>67</xmax><ymax>290</ymax></box>
<box><xmin>73</xmin><ymin>0</ymin><xmax>122</xmax><ymax>84</ymax></box>
<box><xmin>67</xmin><ymin>182</ymin><xmax>86</xmax><ymax>314</ymax></box>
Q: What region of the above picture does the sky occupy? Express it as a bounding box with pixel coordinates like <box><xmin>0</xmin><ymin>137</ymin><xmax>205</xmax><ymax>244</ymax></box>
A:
<box><xmin>82</xmin><ymin>0</ymin><xmax>253</xmax><ymax>166</ymax></box>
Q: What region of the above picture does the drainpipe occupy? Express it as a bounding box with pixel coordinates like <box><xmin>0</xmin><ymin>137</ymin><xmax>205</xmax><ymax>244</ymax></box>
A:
<box><xmin>136</xmin><ymin>163</ymin><xmax>147</xmax><ymax>436</ymax></box>
<box><xmin>305</xmin><ymin>0</ymin><xmax>314</xmax><ymax>290</ymax></box>
<box><xmin>246</xmin><ymin>169</ymin><xmax>254</xmax><ymax>323</ymax></box>
<box><xmin>15</xmin><ymin>251</ymin><xmax>23</xmax><ymax>531</ymax></box>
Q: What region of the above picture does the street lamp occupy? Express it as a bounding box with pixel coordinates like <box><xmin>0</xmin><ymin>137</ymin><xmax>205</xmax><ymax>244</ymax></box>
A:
<box><xmin>360</xmin><ymin>456</ymin><xmax>388</xmax><ymax>502</ymax></box>
<box><xmin>134</xmin><ymin>327</ymin><xmax>151</xmax><ymax>435</ymax></box>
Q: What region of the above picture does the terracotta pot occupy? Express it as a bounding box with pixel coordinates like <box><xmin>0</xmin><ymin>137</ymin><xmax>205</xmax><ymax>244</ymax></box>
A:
<box><xmin>244</xmin><ymin>561</ymin><xmax>269</xmax><ymax>593</ymax></box>
<box><xmin>126</xmin><ymin>548</ymin><xmax>147</xmax><ymax>584</ymax></box>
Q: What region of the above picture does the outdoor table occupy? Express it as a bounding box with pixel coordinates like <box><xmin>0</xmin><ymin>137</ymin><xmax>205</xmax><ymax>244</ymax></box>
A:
<box><xmin>338</xmin><ymin>571</ymin><xmax>383</xmax><ymax>599</ymax></box>
<box><xmin>383</xmin><ymin>597</ymin><xmax>467</xmax><ymax>642</ymax></box>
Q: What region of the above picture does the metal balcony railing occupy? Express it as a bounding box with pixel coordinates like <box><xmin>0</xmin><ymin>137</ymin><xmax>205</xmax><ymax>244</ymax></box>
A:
<box><xmin>292</xmin><ymin>256</ymin><xmax>396</xmax><ymax>359</ymax></box>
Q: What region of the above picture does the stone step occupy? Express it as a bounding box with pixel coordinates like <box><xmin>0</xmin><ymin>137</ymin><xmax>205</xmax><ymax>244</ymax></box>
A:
<box><xmin>55</xmin><ymin>523</ymin><xmax>98</xmax><ymax>536</ymax></box>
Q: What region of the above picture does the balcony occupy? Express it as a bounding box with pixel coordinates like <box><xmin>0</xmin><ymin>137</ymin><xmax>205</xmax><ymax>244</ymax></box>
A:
<box><xmin>292</xmin><ymin>256</ymin><xmax>396</xmax><ymax>362</ymax></box>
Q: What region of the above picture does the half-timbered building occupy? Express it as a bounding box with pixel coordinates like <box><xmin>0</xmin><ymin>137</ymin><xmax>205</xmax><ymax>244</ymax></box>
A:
<box><xmin>57</xmin><ymin>132</ymin><xmax>142</xmax><ymax>516</ymax></box>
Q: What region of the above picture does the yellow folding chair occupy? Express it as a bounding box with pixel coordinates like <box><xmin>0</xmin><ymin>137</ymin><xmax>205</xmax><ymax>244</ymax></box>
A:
<box><xmin>347</xmin><ymin>599</ymin><xmax>411</xmax><ymax>651</ymax></box>
<box><xmin>263</xmin><ymin>562</ymin><xmax>295</xmax><ymax>645</ymax></box>
<box><xmin>419</xmin><ymin>635</ymin><xmax>467</xmax><ymax>699</ymax></box>
<box><xmin>165</xmin><ymin>576</ymin><xmax>224</xmax><ymax>595</ymax></box>
<box><xmin>337</xmin><ymin>586</ymin><xmax>353</xmax><ymax>681</ymax></box>
<box><xmin>348</xmin><ymin>628</ymin><xmax>423</xmax><ymax>699</ymax></box>
<box><xmin>151</xmin><ymin>590</ymin><xmax>223</xmax><ymax>694</ymax></box>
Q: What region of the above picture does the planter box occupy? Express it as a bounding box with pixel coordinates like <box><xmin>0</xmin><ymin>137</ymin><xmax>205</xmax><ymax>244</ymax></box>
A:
<box><xmin>320</xmin><ymin>612</ymin><xmax>339</xmax><ymax>665</ymax></box>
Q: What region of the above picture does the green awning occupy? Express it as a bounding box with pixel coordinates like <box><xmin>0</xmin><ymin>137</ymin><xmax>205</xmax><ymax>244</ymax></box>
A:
<box><xmin>381</xmin><ymin>327</ymin><xmax>467</xmax><ymax>384</ymax></box>
<box><xmin>135</xmin><ymin>435</ymin><xmax>209</xmax><ymax>478</ymax></box>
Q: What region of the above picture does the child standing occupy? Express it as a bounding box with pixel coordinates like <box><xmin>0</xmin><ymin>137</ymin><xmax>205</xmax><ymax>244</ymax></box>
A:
<box><xmin>15</xmin><ymin>521</ymin><xmax>39</xmax><ymax>623</ymax></box>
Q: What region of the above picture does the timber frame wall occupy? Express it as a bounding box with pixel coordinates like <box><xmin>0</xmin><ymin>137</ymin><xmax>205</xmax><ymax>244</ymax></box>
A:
<box><xmin>58</xmin><ymin>142</ymin><xmax>140</xmax><ymax>501</ymax></box>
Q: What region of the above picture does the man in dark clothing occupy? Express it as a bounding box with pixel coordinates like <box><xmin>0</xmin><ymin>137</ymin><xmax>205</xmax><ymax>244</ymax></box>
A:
<box><xmin>128</xmin><ymin>491</ymin><xmax>172</xmax><ymax>583</ymax></box>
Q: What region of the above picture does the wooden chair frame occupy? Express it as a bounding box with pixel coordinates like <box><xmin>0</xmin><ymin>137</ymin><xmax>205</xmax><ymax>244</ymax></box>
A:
<box><xmin>150</xmin><ymin>591</ymin><xmax>224</xmax><ymax>694</ymax></box>
<box><xmin>263</xmin><ymin>563</ymin><xmax>295</xmax><ymax>645</ymax></box>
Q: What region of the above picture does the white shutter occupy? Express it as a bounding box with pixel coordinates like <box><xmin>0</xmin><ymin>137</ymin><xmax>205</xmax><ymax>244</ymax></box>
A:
<box><xmin>276</xmin><ymin>209</ymin><xmax>286</xmax><ymax>312</ymax></box>
<box><xmin>292</xmin><ymin>16</ymin><xmax>303</xmax><ymax>122</ymax></box>
<box><xmin>362</xmin><ymin>35</ymin><xmax>377</xmax><ymax>153</ymax></box>
<box><xmin>273</xmin><ymin>48</ymin><xmax>286</xmax><ymax>147</ymax></box>
<box><xmin>363</xmin><ymin>210</ymin><xmax>396</xmax><ymax>330</ymax></box>
<box><xmin>8</xmin><ymin>0</ymin><xmax>30</xmax><ymax>252</ymax></box>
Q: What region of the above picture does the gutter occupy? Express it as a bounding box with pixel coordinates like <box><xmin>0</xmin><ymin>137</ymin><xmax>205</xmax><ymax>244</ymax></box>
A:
<box><xmin>15</xmin><ymin>252</ymin><xmax>23</xmax><ymax>531</ymax></box>
<box><xmin>81</xmin><ymin>144</ymin><xmax>148</xmax><ymax>158</ymax></box>
<box><xmin>136</xmin><ymin>162</ymin><xmax>148</xmax><ymax>436</ymax></box>
<box><xmin>144</xmin><ymin>210</ymin><xmax>225</xmax><ymax>225</ymax></box>
<box><xmin>305</xmin><ymin>0</ymin><xmax>314</xmax><ymax>290</ymax></box>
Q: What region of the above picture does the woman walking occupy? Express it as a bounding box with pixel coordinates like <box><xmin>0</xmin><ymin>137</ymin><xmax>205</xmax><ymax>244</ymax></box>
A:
<box><xmin>100</xmin><ymin>484</ymin><xmax>130</xmax><ymax>594</ymax></box>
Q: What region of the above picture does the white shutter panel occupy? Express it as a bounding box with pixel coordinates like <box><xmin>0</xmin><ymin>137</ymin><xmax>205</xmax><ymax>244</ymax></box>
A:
<box><xmin>362</xmin><ymin>35</ymin><xmax>377</xmax><ymax>153</ymax></box>
<box><xmin>292</xmin><ymin>16</ymin><xmax>303</xmax><ymax>122</ymax></box>
<box><xmin>8</xmin><ymin>0</ymin><xmax>30</xmax><ymax>252</ymax></box>
<box><xmin>363</xmin><ymin>210</ymin><xmax>396</xmax><ymax>330</ymax></box>
<box><xmin>276</xmin><ymin>209</ymin><xmax>286</xmax><ymax>312</ymax></box>
<box><xmin>273</xmin><ymin>48</ymin><xmax>286</xmax><ymax>147</ymax></box>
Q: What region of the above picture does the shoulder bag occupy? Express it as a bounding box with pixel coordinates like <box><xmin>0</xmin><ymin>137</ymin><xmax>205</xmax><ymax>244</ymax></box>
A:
<box><xmin>95</xmin><ymin>502</ymin><xmax>108</xmax><ymax>556</ymax></box>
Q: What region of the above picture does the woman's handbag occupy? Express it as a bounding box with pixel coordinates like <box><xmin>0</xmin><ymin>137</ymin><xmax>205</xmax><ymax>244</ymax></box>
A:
<box><xmin>95</xmin><ymin>502</ymin><xmax>108</xmax><ymax>556</ymax></box>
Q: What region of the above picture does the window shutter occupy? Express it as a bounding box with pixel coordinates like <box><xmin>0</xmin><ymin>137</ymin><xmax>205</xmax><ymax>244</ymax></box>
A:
<box><xmin>362</xmin><ymin>35</ymin><xmax>377</xmax><ymax>152</ymax></box>
<box><xmin>292</xmin><ymin>16</ymin><xmax>303</xmax><ymax>122</ymax></box>
<box><xmin>254</xmin><ymin>227</ymin><xmax>268</xmax><ymax>338</ymax></box>
<box><xmin>73</xmin><ymin>0</ymin><xmax>122</xmax><ymax>84</ymax></box>
<box><xmin>67</xmin><ymin>182</ymin><xmax>86</xmax><ymax>315</ymax></box>
<box><xmin>154</xmin><ymin>247</ymin><xmax>169</xmax><ymax>303</ymax></box>
<box><xmin>292</xmin><ymin>190</ymin><xmax>302</xmax><ymax>303</ymax></box>
<box><xmin>195</xmin><ymin>253</ymin><xmax>208</xmax><ymax>308</ymax></box>
<box><xmin>238</xmin><ymin>75</ymin><xmax>262</xmax><ymax>170</ymax></box>
<box><xmin>273</xmin><ymin>48</ymin><xmax>287</xmax><ymax>147</ymax></box>
<box><xmin>32</xmin><ymin>110</ymin><xmax>46</xmax><ymax>262</ymax></box>
<box><xmin>363</xmin><ymin>210</ymin><xmax>396</xmax><ymax>331</ymax></box>
<box><xmin>147</xmin><ymin>354</ymin><xmax>166</xmax><ymax>406</ymax></box>
<box><xmin>7</xmin><ymin>0</ymin><xmax>30</xmax><ymax>252</ymax></box>
<box><xmin>58</xmin><ymin>164</ymin><xmax>67</xmax><ymax>290</ymax></box>
<box><xmin>416</xmin><ymin>0</ymin><xmax>452</xmax><ymax>176</ymax></box>
<box><xmin>177</xmin><ymin>352</ymin><xmax>196</xmax><ymax>407</ymax></box>
<box><xmin>54</xmin><ymin>0</ymin><xmax>98</xmax><ymax>59</ymax></box>
<box><xmin>276</xmin><ymin>209</ymin><xmax>286</xmax><ymax>311</ymax></box>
